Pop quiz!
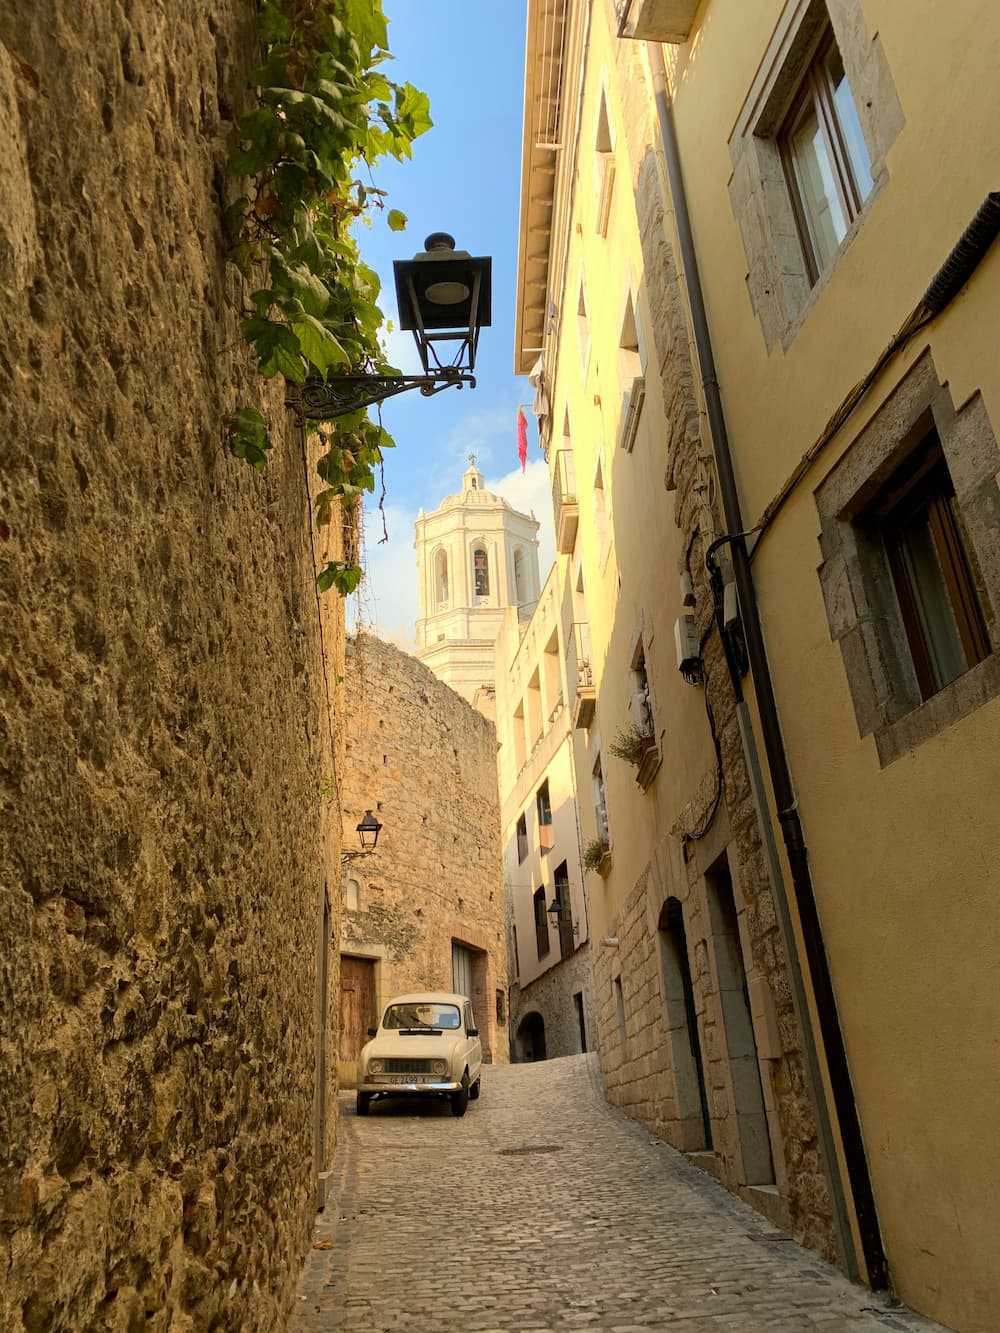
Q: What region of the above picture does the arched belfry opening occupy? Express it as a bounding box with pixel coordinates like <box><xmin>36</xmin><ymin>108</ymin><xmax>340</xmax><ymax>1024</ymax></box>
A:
<box><xmin>434</xmin><ymin>548</ymin><xmax>449</xmax><ymax>607</ymax></box>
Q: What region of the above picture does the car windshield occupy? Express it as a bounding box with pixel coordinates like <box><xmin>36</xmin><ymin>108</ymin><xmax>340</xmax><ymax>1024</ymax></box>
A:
<box><xmin>382</xmin><ymin>1003</ymin><xmax>461</xmax><ymax>1031</ymax></box>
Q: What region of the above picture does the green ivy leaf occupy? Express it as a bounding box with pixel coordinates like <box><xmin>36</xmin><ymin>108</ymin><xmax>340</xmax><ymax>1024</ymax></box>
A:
<box><xmin>292</xmin><ymin>314</ymin><xmax>347</xmax><ymax>375</ymax></box>
<box><xmin>386</xmin><ymin>208</ymin><xmax>407</xmax><ymax>232</ymax></box>
<box><xmin>227</xmin><ymin>406</ymin><xmax>274</xmax><ymax>472</ymax></box>
<box><xmin>317</xmin><ymin>560</ymin><xmax>363</xmax><ymax>596</ymax></box>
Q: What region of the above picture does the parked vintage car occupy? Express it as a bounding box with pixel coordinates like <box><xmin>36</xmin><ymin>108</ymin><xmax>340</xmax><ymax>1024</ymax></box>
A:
<box><xmin>356</xmin><ymin>992</ymin><xmax>482</xmax><ymax>1118</ymax></box>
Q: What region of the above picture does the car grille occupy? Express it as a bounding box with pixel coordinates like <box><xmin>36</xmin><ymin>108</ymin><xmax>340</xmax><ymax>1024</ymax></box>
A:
<box><xmin>385</xmin><ymin>1058</ymin><xmax>433</xmax><ymax>1075</ymax></box>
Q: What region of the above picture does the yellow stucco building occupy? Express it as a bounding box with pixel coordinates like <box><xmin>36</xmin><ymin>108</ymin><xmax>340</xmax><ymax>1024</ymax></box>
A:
<box><xmin>514</xmin><ymin>2</ymin><xmax>1000</xmax><ymax>1329</ymax></box>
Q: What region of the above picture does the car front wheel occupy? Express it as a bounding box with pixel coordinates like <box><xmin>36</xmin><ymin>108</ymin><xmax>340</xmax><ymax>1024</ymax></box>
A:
<box><xmin>356</xmin><ymin>1092</ymin><xmax>372</xmax><ymax>1117</ymax></box>
<box><xmin>451</xmin><ymin>1071</ymin><xmax>470</xmax><ymax>1117</ymax></box>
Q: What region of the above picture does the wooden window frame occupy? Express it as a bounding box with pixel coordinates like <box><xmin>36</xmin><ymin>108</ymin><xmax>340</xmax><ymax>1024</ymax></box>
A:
<box><xmin>516</xmin><ymin>812</ymin><xmax>528</xmax><ymax>864</ymax></box>
<box><xmin>533</xmin><ymin>887</ymin><xmax>550</xmax><ymax>960</ymax></box>
<box><xmin>870</xmin><ymin>435</ymin><xmax>989</xmax><ymax>701</ymax></box>
<box><xmin>778</xmin><ymin>29</ymin><xmax>865</xmax><ymax>285</ymax></box>
<box><xmin>553</xmin><ymin>861</ymin><xmax>574</xmax><ymax>961</ymax></box>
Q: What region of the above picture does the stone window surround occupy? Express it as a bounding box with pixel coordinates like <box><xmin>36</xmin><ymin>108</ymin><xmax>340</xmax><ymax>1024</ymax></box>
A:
<box><xmin>727</xmin><ymin>0</ymin><xmax>904</xmax><ymax>352</ymax></box>
<box><xmin>815</xmin><ymin>349</ymin><xmax>1000</xmax><ymax>768</ymax></box>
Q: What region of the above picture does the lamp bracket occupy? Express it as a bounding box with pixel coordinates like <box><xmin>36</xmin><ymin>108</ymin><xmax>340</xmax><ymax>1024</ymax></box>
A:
<box><xmin>340</xmin><ymin>849</ymin><xmax>376</xmax><ymax>864</ymax></box>
<box><xmin>287</xmin><ymin>369</ymin><xmax>475</xmax><ymax>423</ymax></box>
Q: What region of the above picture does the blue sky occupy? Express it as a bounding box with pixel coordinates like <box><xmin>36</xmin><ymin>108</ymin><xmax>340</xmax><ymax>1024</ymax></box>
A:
<box><xmin>347</xmin><ymin>0</ymin><xmax>555</xmax><ymax>647</ymax></box>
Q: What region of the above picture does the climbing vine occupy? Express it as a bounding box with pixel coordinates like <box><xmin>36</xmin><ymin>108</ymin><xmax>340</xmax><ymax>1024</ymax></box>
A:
<box><xmin>224</xmin><ymin>0</ymin><xmax>431</xmax><ymax>595</ymax></box>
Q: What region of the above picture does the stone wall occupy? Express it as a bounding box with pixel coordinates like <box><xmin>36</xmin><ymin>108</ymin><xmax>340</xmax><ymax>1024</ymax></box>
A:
<box><xmin>508</xmin><ymin>943</ymin><xmax>598</xmax><ymax>1064</ymax></box>
<box><xmin>340</xmin><ymin>634</ymin><xmax>508</xmax><ymax>1065</ymax></box>
<box><xmin>0</xmin><ymin>3</ymin><xmax>342</xmax><ymax>1329</ymax></box>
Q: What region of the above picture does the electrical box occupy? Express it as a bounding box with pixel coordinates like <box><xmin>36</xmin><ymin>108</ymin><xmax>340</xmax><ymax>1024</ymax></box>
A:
<box><xmin>723</xmin><ymin>580</ymin><xmax>739</xmax><ymax>630</ymax></box>
<box><xmin>674</xmin><ymin>614</ymin><xmax>699</xmax><ymax>675</ymax></box>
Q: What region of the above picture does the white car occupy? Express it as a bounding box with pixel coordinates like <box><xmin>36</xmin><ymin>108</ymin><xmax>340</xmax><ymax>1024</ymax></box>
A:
<box><xmin>356</xmin><ymin>992</ymin><xmax>483</xmax><ymax>1118</ymax></box>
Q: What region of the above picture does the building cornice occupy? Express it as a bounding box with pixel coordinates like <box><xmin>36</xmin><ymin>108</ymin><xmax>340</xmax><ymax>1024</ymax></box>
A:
<box><xmin>515</xmin><ymin>0</ymin><xmax>570</xmax><ymax>375</ymax></box>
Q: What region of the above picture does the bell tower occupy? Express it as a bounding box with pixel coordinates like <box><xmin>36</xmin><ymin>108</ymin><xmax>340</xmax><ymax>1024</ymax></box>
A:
<box><xmin>415</xmin><ymin>456</ymin><xmax>541</xmax><ymax>715</ymax></box>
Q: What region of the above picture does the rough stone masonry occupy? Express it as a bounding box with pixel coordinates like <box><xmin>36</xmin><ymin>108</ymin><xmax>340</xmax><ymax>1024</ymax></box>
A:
<box><xmin>0</xmin><ymin>3</ymin><xmax>343</xmax><ymax>1329</ymax></box>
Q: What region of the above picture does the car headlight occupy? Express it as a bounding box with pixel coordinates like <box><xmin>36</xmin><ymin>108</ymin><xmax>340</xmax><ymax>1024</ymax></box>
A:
<box><xmin>368</xmin><ymin>1058</ymin><xmax>384</xmax><ymax>1075</ymax></box>
<box><xmin>431</xmin><ymin>1059</ymin><xmax>448</xmax><ymax>1076</ymax></box>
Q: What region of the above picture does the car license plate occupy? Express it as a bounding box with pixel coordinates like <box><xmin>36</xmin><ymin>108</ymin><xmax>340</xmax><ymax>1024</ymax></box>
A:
<box><xmin>384</xmin><ymin>1074</ymin><xmax>429</xmax><ymax>1084</ymax></box>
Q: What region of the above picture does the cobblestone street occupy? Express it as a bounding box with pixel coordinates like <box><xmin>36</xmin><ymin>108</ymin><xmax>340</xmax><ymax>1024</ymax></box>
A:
<box><xmin>291</xmin><ymin>1055</ymin><xmax>947</xmax><ymax>1332</ymax></box>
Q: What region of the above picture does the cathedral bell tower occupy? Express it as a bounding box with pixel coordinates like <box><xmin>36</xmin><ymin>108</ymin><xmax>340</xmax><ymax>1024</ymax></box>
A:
<box><xmin>414</xmin><ymin>456</ymin><xmax>541</xmax><ymax>715</ymax></box>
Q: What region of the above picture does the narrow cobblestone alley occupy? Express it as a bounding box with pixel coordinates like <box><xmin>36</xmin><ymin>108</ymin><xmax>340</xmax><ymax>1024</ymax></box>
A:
<box><xmin>291</xmin><ymin>1056</ymin><xmax>947</xmax><ymax>1333</ymax></box>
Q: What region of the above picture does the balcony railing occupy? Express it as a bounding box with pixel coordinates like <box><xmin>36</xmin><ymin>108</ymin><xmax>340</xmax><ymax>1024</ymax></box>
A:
<box><xmin>567</xmin><ymin>621</ymin><xmax>596</xmax><ymax>729</ymax></box>
<box><xmin>552</xmin><ymin>449</ymin><xmax>579</xmax><ymax>555</ymax></box>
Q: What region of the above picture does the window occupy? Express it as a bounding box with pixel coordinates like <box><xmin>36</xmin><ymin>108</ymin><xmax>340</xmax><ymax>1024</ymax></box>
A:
<box><xmin>727</xmin><ymin>0</ymin><xmax>902</xmax><ymax>349</ymax></box>
<box><xmin>543</xmin><ymin>630</ymin><xmax>562</xmax><ymax>720</ymax></box>
<box><xmin>553</xmin><ymin>860</ymin><xmax>574</xmax><ymax>960</ymax></box>
<box><xmin>614</xmin><ymin>976</ymin><xmax>627</xmax><ymax>1044</ymax></box>
<box><xmin>526</xmin><ymin>669</ymin><xmax>543</xmax><ymax>747</ymax></box>
<box><xmin>536</xmin><ymin>780</ymin><xmax>554</xmax><ymax>850</ymax></box>
<box><xmin>513</xmin><ymin>700</ymin><xmax>527</xmax><ymax>772</ymax></box>
<box><xmin>593</xmin><ymin>461</ymin><xmax>609</xmax><ymax>568</ymax></box>
<box><xmin>473</xmin><ymin>546</ymin><xmax>489</xmax><ymax>597</ymax></box>
<box><xmin>592</xmin><ymin>754</ymin><xmax>609</xmax><ymax>843</ymax></box>
<box><xmin>533</xmin><ymin>887</ymin><xmax>550</xmax><ymax>960</ymax></box>
<box><xmin>630</xmin><ymin>641</ymin><xmax>654</xmax><ymax>737</ymax></box>
<box><xmin>869</xmin><ymin>434</ymin><xmax>988</xmax><ymax>701</ymax></box>
<box><xmin>815</xmin><ymin>352</ymin><xmax>1000</xmax><ymax>766</ymax></box>
<box><xmin>434</xmin><ymin>548</ymin><xmax>449</xmax><ymax>607</ymax></box>
<box><xmin>576</xmin><ymin>282</ymin><xmax>590</xmax><ymax>371</ymax></box>
<box><xmin>617</xmin><ymin>292</ymin><xmax>646</xmax><ymax>453</ymax></box>
<box><xmin>536</xmin><ymin>779</ymin><xmax>552</xmax><ymax>829</ymax></box>
<box><xmin>778</xmin><ymin>29</ymin><xmax>873</xmax><ymax>284</ymax></box>
<box><xmin>496</xmin><ymin>990</ymin><xmax>506</xmax><ymax>1024</ymax></box>
<box><xmin>594</xmin><ymin>89</ymin><xmax>616</xmax><ymax>238</ymax></box>
<box><xmin>516</xmin><ymin>812</ymin><xmax>528</xmax><ymax>864</ymax></box>
<box><xmin>343</xmin><ymin>877</ymin><xmax>360</xmax><ymax>912</ymax></box>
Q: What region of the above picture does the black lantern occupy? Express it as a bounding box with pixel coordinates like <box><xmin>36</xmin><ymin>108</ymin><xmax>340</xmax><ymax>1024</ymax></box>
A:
<box><xmin>547</xmin><ymin>899</ymin><xmax>563</xmax><ymax>922</ymax></box>
<box><xmin>356</xmin><ymin>809</ymin><xmax>382</xmax><ymax>851</ymax></box>
<box><xmin>288</xmin><ymin>234</ymin><xmax>491</xmax><ymax>421</ymax></box>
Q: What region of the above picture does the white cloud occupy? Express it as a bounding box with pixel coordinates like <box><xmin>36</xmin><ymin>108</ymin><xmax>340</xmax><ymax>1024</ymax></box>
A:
<box><xmin>350</xmin><ymin>501</ymin><xmax>420</xmax><ymax>652</ymax></box>
<box><xmin>378</xmin><ymin>326</ymin><xmax>423</xmax><ymax>374</ymax></box>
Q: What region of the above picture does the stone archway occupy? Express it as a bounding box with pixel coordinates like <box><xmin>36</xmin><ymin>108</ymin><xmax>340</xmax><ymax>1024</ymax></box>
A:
<box><xmin>515</xmin><ymin>1011</ymin><xmax>547</xmax><ymax>1062</ymax></box>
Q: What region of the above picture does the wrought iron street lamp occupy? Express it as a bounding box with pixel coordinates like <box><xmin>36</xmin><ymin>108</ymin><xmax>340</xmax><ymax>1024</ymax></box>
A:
<box><xmin>288</xmin><ymin>233</ymin><xmax>492</xmax><ymax>421</ymax></box>
<box><xmin>547</xmin><ymin>898</ymin><xmax>579</xmax><ymax>936</ymax></box>
<box><xmin>341</xmin><ymin>809</ymin><xmax>383</xmax><ymax>863</ymax></box>
<box><xmin>356</xmin><ymin>809</ymin><xmax>382</xmax><ymax>851</ymax></box>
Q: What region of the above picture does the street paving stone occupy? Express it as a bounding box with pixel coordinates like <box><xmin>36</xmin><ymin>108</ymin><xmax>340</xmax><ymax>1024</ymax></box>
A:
<box><xmin>290</xmin><ymin>1054</ymin><xmax>948</xmax><ymax>1332</ymax></box>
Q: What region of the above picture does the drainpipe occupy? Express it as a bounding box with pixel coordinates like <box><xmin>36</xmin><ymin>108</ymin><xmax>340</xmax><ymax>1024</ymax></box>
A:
<box><xmin>646</xmin><ymin>44</ymin><xmax>888</xmax><ymax>1291</ymax></box>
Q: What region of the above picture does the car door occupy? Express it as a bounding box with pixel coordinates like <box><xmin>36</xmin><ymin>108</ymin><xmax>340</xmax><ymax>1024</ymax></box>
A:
<box><xmin>464</xmin><ymin>1002</ymin><xmax>482</xmax><ymax>1082</ymax></box>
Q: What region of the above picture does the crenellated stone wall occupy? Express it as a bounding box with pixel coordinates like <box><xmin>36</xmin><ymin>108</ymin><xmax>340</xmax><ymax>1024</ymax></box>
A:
<box><xmin>0</xmin><ymin>3</ymin><xmax>343</xmax><ymax>1328</ymax></box>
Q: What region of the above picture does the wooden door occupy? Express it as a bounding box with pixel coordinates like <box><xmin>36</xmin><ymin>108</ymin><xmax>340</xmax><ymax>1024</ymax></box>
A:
<box><xmin>338</xmin><ymin>956</ymin><xmax>377</xmax><ymax>1089</ymax></box>
<box><xmin>452</xmin><ymin>943</ymin><xmax>472</xmax><ymax>1000</ymax></box>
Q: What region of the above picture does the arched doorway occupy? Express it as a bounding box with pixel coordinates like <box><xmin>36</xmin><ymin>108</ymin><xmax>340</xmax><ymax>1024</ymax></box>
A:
<box><xmin>516</xmin><ymin>1011</ymin><xmax>547</xmax><ymax>1062</ymax></box>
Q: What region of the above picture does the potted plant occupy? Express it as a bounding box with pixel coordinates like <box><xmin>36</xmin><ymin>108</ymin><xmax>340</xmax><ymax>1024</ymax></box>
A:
<box><xmin>582</xmin><ymin>837</ymin><xmax>611</xmax><ymax>875</ymax></box>
<box><xmin>609</xmin><ymin>722</ymin><xmax>656</xmax><ymax>765</ymax></box>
